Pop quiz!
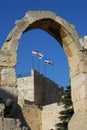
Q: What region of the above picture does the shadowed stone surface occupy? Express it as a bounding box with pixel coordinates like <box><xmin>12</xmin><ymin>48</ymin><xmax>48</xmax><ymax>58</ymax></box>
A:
<box><xmin>0</xmin><ymin>117</ymin><xmax>28</xmax><ymax>130</ymax></box>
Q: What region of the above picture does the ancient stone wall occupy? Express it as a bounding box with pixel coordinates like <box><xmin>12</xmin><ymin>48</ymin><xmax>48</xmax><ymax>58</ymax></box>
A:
<box><xmin>23</xmin><ymin>104</ymin><xmax>42</xmax><ymax>130</ymax></box>
<box><xmin>0</xmin><ymin>67</ymin><xmax>17</xmax><ymax>102</ymax></box>
<box><xmin>68</xmin><ymin>36</ymin><xmax>87</xmax><ymax>130</ymax></box>
<box><xmin>17</xmin><ymin>70</ymin><xmax>63</xmax><ymax>107</ymax></box>
<box><xmin>17</xmin><ymin>69</ymin><xmax>63</xmax><ymax>130</ymax></box>
<box><xmin>42</xmin><ymin>104</ymin><xmax>64</xmax><ymax>130</ymax></box>
<box><xmin>23</xmin><ymin>103</ymin><xmax>64</xmax><ymax>130</ymax></box>
<box><xmin>69</xmin><ymin>35</ymin><xmax>87</xmax><ymax>112</ymax></box>
<box><xmin>17</xmin><ymin>73</ymin><xmax>34</xmax><ymax>108</ymax></box>
<box><xmin>33</xmin><ymin>70</ymin><xmax>63</xmax><ymax>105</ymax></box>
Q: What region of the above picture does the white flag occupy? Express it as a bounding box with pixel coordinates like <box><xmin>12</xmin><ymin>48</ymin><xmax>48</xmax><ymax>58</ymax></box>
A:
<box><xmin>44</xmin><ymin>59</ymin><xmax>54</xmax><ymax>65</ymax></box>
<box><xmin>32</xmin><ymin>50</ymin><xmax>44</xmax><ymax>59</ymax></box>
<box><xmin>32</xmin><ymin>50</ymin><xmax>38</xmax><ymax>55</ymax></box>
<box><xmin>38</xmin><ymin>52</ymin><xmax>44</xmax><ymax>59</ymax></box>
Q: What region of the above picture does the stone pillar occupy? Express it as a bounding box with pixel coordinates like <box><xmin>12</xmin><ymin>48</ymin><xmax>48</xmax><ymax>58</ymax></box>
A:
<box><xmin>0</xmin><ymin>50</ymin><xmax>17</xmax><ymax>101</ymax></box>
<box><xmin>0</xmin><ymin>67</ymin><xmax>18</xmax><ymax>101</ymax></box>
<box><xmin>68</xmin><ymin>36</ymin><xmax>87</xmax><ymax>130</ymax></box>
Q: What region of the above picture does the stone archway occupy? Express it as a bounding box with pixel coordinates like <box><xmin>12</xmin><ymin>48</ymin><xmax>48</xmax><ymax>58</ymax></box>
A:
<box><xmin>0</xmin><ymin>11</ymin><xmax>87</xmax><ymax>130</ymax></box>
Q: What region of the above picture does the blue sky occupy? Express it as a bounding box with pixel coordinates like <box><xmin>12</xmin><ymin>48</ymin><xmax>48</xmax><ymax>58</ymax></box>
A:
<box><xmin>0</xmin><ymin>0</ymin><xmax>87</xmax><ymax>87</ymax></box>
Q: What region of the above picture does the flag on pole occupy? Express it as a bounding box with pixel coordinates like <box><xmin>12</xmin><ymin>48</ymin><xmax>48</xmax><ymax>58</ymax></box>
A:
<box><xmin>32</xmin><ymin>50</ymin><xmax>38</xmax><ymax>55</ymax></box>
<box><xmin>32</xmin><ymin>50</ymin><xmax>44</xmax><ymax>59</ymax></box>
<box><xmin>44</xmin><ymin>59</ymin><xmax>54</xmax><ymax>65</ymax></box>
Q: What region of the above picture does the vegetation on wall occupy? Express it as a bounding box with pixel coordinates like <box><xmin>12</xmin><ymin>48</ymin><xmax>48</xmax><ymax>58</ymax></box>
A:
<box><xmin>56</xmin><ymin>85</ymin><xmax>74</xmax><ymax>130</ymax></box>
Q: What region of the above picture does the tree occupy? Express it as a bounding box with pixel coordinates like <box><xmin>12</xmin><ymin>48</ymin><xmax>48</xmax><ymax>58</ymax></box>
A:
<box><xmin>56</xmin><ymin>86</ymin><xmax>74</xmax><ymax>130</ymax></box>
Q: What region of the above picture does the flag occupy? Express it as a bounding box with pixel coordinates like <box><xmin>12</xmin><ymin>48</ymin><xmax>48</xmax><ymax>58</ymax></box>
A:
<box><xmin>38</xmin><ymin>52</ymin><xmax>44</xmax><ymax>59</ymax></box>
<box><xmin>32</xmin><ymin>50</ymin><xmax>44</xmax><ymax>59</ymax></box>
<box><xmin>44</xmin><ymin>59</ymin><xmax>54</xmax><ymax>65</ymax></box>
<box><xmin>32</xmin><ymin>50</ymin><xmax>38</xmax><ymax>55</ymax></box>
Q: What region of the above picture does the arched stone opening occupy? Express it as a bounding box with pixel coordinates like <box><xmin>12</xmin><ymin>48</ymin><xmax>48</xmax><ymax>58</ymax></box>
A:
<box><xmin>0</xmin><ymin>11</ymin><xmax>87</xmax><ymax>130</ymax></box>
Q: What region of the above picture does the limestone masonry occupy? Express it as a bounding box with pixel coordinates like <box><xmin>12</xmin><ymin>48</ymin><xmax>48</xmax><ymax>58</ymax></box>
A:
<box><xmin>0</xmin><ymin>69</ymin><xmax>63</xmax><ymax>130</ymax></box>
<box><xmin>0</xmin><ymin>11</ymin><xmax>87</xmax><ymax>130</ymax></box>
<box><xmin>17</xmin><ymin>70</ymin><xmax>63</xmax><ymax>130</ymax></box>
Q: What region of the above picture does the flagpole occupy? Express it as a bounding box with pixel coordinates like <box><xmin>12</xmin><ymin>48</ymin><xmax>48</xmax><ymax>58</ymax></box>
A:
<box><xmin>38</xmin><ymin>57</ymin><xmax>40</xmax><ymax>73</ymax></box>
<box><xmin>44</xmin><ymin>62</ymin><xmax>46</xmax><ymax>76</ymax></box>
<box><xmin>44</xmin><ymin>59</ymin><xmax>54</xmax><ymax>76</ymax></box>
<box><xmin>32</xmin><ymin>50</ymin><xmax>44</xmax><ymax>73</ymax></box>
<box><xmin>32</xmin><ymin>55</ymin><xmax>34</xmax><ymax>70</ymax></box>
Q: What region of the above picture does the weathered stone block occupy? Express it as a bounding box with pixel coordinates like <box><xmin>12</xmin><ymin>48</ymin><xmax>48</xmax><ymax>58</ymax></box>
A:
<box><xmin>68</xmin><ymin>55</ymin><xmax>80</xmax><ymax>77</ymax></box>
<box><xmin>0</xmin><ymin>117</ymin><xmax>28</xmax><ymax>130</ymax></box>
<box><xmin>0</xmin><ymin>67</ymin><xmax>17</xmax><ymax>87</ymax></box>
<box><xmin>71</xmin><ymin>73</ymin><xmax>87</xmax><ymax>88</ymax></box>
<box><xmin>71</xmin><ymin>73</ymin><xmax>87</xmax><ymax>104</ymax></box>
<box><xmin>73</xmin><ymin>98</ymin><xmax>87</xmax><ymax>112</ymax></box>
<box><xmin>68</xmin><ymin>111</ymin><xmax>87</xmax><ymax>130</ymax></box>
<box><xmin>71</xmin><ymin>87</ymin><xmax>80</xmax><ymax>102</ymax></box>
<box><xmin>23</xmin><ymin>104</ymin><xmax>42</xmax><ymax>130</ymax></box>
<box><xmin>0</xmin><ymin>50</ymin><xmax>17</xmax><ymax>67</ymax></box>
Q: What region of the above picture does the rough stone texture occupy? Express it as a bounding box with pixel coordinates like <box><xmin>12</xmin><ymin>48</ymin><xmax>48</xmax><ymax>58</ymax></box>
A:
<box><xmin>71</xmin><ymin>73</ymin><xmax>87</xmax><ymax>103</ymax></box>
<box><xmin>0</xmin><ymin>11</ymin><xmax>87</xmax><ymax>130</ymax></box>
<box><xmin>23</xmin><ymin>104</ymin><xmax>42</xmax><ymax>130</ymax></box>
<box><xmin>1</xmin><ymin>11</ymin><xmax>80</xmax><ymax>62</ymax></box>
<box><xmin>23</xmin><ymin>103</ymin><xmax>64</xmax><ymax>130</ymax></box>
<box><xmin>68</xmin><ymin>36</ymin><xmax>87</xmax><ymax>129</ymax></box>
<box><xmin>17</xmin><ymin>74</ymin><xmax>34</xmax><ymax>108</ymax></box>
<box><xmin>0</xmin><ymin>50</ymin><xmax>17</xmax><ymax>67</ymax></box>
<box><xmin>0</xmin><ymin>67</ymin><xmax>17</xmax><ymax>88</ymax></box>
<box><xmin>73</xmin><ymin>98</ymin><xmax>87</xmax><ymax>112</ymax></box>
<box><xmin>0</xmin><ymin>117</ymin><xmax>28</xmax><ymax>130</ymax></box>
<box><xmin>68</xmin><ymin>111</ymin><xmax>87</xmax><ymax>130</ymax></box>
<box><xmin>42</xmin><ymin>104</ymin><xmax>64</xmax><ymax>130</ymax></box>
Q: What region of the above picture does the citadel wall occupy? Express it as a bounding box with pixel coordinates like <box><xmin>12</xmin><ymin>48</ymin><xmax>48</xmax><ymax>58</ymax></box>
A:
<box><xmin>17</xmin><ymin>73</ymin><xmax>34</xmax><ymax>108</ymax></box>
<box><xmin>17</xmin><ymin>70</ymin><xmax>63</xmax><ymax>107</ymax></box>
<box><xmin>17</xmin><ymin>69</ymin><xmax>63</xmax><ymax>130</ymax></box>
